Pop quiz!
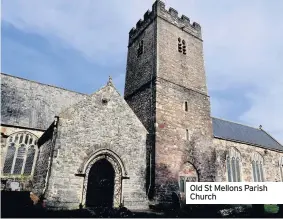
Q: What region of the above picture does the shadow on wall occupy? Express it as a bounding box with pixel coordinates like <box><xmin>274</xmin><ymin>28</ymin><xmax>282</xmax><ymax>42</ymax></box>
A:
<box><xmin>1</xmin><ymin>78</ymin><xmax>50</xmax><ymax>129</ymax></box>
<box><xmin>1</xmin><ymin>82</ymin><xmax>26</xmax><ymax>124</ymax></box>
<box><xmin>148</xmin><ymin>162</ymin><xmax>181</xmax><ymax>209</ymax></box>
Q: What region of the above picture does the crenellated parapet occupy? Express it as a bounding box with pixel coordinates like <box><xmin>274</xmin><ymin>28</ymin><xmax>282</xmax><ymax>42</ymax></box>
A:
<box><xmin>129</xmin><ymin>9</ymin><xmax>155</xmax><ymax>45</ymax></box>
<box><xmin>129</xmin><ymin>0</ymin><xmax>202</xmax><ymax>44</ymax></box>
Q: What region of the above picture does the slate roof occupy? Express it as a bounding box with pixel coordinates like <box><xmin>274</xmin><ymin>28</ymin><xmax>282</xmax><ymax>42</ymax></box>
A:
<box><xmin>212</xmin><ymin>117</ymin><xmax>283</xmax><ymax>152</ymax></box>
<box><xmin>1</xmin><ymin>73</ymin><xmax>86</xmax><ymax>130</ymax></box>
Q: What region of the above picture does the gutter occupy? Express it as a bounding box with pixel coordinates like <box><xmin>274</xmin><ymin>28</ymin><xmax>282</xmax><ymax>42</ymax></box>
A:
<box><xmin>214</xmin><ymin>136</ymin><xmax>283</xmax><ymax>153</ymax></box>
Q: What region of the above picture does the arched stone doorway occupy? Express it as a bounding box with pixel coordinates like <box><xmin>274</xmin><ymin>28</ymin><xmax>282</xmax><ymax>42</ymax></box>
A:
<box><xmin>86</xmin><ymin>159</ymin><xmax>115</xmax><ymax>207</ymax></box>
<box><xmin>80</xmin><ymin>150</ymin><xmax>127</xmax><ymax>208</ymax></box>
<box><xmin>178</xmin><ymin>162</ymin><xmax>199</xmax><ymax>204</ymax></box>
<box><xmin>179</xmin><ymin>162</ymin><xmax>198</xmax><ymax>193</ymax></box>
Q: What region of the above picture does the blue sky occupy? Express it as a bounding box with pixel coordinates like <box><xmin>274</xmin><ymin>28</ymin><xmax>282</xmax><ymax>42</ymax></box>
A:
<box><xmin>1</xmin><ymin>0</ymin><xmax>283</xmax><ymax>143</ymax></box>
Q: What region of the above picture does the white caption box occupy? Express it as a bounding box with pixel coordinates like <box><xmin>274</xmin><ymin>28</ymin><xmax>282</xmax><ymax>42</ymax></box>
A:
<box><xmin>186</xmin><ymin>182</ymin><xmax>283</xmax><ymax>204</ymax></box>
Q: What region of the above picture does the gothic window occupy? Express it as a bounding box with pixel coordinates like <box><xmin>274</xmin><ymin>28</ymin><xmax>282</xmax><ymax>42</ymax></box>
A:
<box><xmin>226</xmin><ymin>147</ymin><xmax>241</xmax><ymax>182</ymax></box>
<box><xmin>251</xmin><ymin>152</ymin><xmax>264</xmax><ymax>182</ymax></box>
<box><xmin>178</xmin><ymin>38</ymin><xmax>186</xmax><ymax>55</ymax></box>
<box><xmin>137</xmin><ymin>40</ymin><xmax>144</xmax><ymax>57</ymax></box>
<box><xmin>280</xmin><ymin>157</ymin><xmax>283</xmax><ymax>182</ymax></box>
<box><xmin>2</xmin><ymin>132</ymin><xmax>38</xmax><ymax>176</ymax></box>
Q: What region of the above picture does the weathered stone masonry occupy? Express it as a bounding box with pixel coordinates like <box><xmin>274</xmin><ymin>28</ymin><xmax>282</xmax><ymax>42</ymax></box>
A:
<box><xmin>213</xmin><ymin>138</ymin><xmax>283</xmax><ymax>182</ymax></box>
<box><xmin>1</xmin><ymin>0</ymin><xmax>283</xmax><ymax>211</ymax></box>
<box><xmin>125</xmin><ymin>0</ymin><xmax>214</xmax><ymax>204</ymax></box>
<box><xmin>33</xmin><ymin>84</ymin><xmax>148</xmax><ymax>210</ymax></box>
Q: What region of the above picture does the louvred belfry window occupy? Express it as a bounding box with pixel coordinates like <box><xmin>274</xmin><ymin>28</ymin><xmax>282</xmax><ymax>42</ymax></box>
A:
<box><xmin>178</xmin><ymin>38</ymin><xmax>186</xmax><ymax>55</ymax></box>
<box><xmin>2</xmin><ymin>132</ymin><xmax>38</xmax><ymax>176</ymax></box>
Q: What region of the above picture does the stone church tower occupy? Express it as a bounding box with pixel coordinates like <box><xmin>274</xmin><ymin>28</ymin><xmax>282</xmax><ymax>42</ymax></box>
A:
<box><xmin>124</xmin><ymin>0</ymin><xmax>214</xmax><ymax>204</ymax></box>
<box><xmin>1</xmin><ymin>0</ymin><xmax>282</xmax><ymax>212</ymax></box>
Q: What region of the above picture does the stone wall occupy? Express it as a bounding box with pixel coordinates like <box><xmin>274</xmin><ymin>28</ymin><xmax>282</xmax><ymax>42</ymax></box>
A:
<box><xmin>1</xmin><ymin>73</ymin><xmax>86</xmax><ymax>130</ymax></box>
<box><xmin>124</xmin><ymin>2</ymin><xmax>158</xmax><ymax>200</ymax></box>
<box><xmin>156</xmin><ymin>2</ymin><xmax>206</xmax><ymax>94</ymax></box>
<box><xmin>32</xmin><ymin>125</ymin><xmax>55</xmax><ymax>196</ymax></box>
<box><xmin>125</xmin><ymin>0</ymin><xmax>213</xmax><ymax>205</ymax></box>
<box><xmin>154</xmin><ymin>78</ymin><xmax>214</xmax><ymax>203</ymax></box>
<box><xmin>42</xmin><ymin>84</ymin><xmax>148</xmax><ymax>210</ymax></box>
<box><xmin>213</xmin><ymin>138</ymin><xmax>283</xmax><ymax>182</ymax></box>
<box><xmin>125</xmin><ymin>85</ymin><xmax>156</xmax><ymax>195</ymax></box>
<box><xmin>125</xmin><ymin>21</ymin><xmax>156</xmax><ymax>97</ymax></box>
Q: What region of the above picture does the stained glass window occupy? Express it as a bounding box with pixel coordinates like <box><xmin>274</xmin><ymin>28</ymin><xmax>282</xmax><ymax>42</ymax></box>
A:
<box><xmin>231</xmin><ymin>157</ymin><xmax>236</xmax><ymax>182</ymax></box>
<box><xmin>19</xmin><ymin>134</ymin><xmax>23</xmax><ymax>143</ymax></box>
<box><xmin>2</xmin><ymin>132</ymin><xmax>38</xmax><ymax>176</ymax></box>
<box><xmin>252</xmin><ymin>160</ymin><xmax>257</xmax><ymax>181</ymax></box>
<box><xmin>256</xmin><ymin>161</ymin><xmax>260</xmax><ymax>182</ymax></box>
<box><xmin>226</xmin><ymin>147</ymin><xmax>241</xmax><ymax>182</ymax></box>
<box><xmin>25</xmin><ymin>135</ymin><xmax>29</xmax><ymax>144</ymax></box>
<box><xmin>3</xmin><ymin>143</ymin><xmax>16</xmax><ymax>174</ymax></box>
<box><xmin>252</xmin><ymin>153</ymin><xmax>264</xmax><ymax>182</ymax></box>
<box><xmin>227</xmin><ymin>156</ymin><xmax>232</xmax><ymax>182</ymax></box>
<box><xmin>13</xmin><ymin>145</ymin><xmax>26</xmax><ymax>174</ymax></box>
<box><xmin>15</xmin><ymin>135</ymin><xmax>19</xmax><ymax>143</ymax></box>
<box><xmin>24</xmin><ymin>146</ymin><xmax>36</xmax><ymax>175</ymax></box>
<box><xmin>236</xmin><ymin>157</ymin><xmax>241</xmax><ymax>182</ymax></box>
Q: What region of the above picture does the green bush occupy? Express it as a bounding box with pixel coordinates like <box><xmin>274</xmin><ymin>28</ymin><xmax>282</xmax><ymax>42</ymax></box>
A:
<box><xmin>264</xmin><ymin>204</ymin><xmax>279</xmax><ymax>214</ymax></box>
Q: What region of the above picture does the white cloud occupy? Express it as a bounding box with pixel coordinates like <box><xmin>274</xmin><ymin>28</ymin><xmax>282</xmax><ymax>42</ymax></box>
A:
<box><xmin>210</xmin><ymin>96</ymin><xmax>237</xmax><ymax>119</ymax></box>
<box><xmin>2</xmin><ymin>0</ymin><xmax>283</xmax><ymax>143</ymax></box>
<box><xmin>240</xmin><ymin>79</ymin><xmax>283</xmax><ymax>143</ymax></box>
<box><xmin>2</xmin><ymin>0</ymin><xmax>154</xmax><ymax>64</ymax></box>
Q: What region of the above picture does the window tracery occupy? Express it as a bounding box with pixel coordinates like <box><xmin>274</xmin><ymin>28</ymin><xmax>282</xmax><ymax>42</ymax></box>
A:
<box><xmin>2</xmin><ymin>132</ymin><xmax>38</xmax><ymax>176</ymax></box>
<box><xmin>252</xmin><ymin>152</ymin><xmax>264</xmax><ymax>182</ymax></box>
<box><xmin>226</xmin><ymin>147</ymin><xmax>241</xmax><ymax>182</ymax></box>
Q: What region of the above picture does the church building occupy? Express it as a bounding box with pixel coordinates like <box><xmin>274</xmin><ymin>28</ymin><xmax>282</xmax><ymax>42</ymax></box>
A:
<box><xmin>1</xmin><ymin>0</ymin><xmax>283</xmax><ymax>210</ymax></box>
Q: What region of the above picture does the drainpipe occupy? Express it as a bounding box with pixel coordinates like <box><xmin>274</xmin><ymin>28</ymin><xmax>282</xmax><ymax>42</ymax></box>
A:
<box><xmin>42</xmin><ymin>116</ymin><xmax>59</xmax><ymax>198</ymax></box>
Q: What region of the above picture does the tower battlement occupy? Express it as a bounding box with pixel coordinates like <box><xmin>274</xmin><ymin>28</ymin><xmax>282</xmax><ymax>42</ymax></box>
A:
<box><xmin>129</xmin><ymin>0</ymin><xmax>201</xmax><ymax>44</ymax></box>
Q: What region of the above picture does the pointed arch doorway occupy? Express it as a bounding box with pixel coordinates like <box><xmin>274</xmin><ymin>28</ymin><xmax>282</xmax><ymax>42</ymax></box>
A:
<box><xmin>86</xmin><ymin>159</ymin><xmax>115</xmax><ymax>207</ymax></box>
<box><xmin>80</xmin><ymin>150</ymin><xmax>127</xmax><ymax>208</ymax></box>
